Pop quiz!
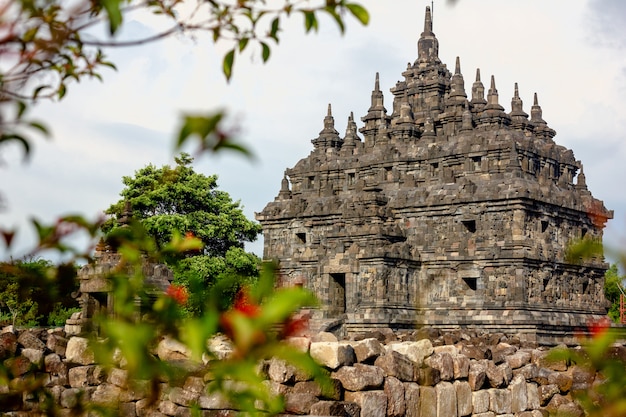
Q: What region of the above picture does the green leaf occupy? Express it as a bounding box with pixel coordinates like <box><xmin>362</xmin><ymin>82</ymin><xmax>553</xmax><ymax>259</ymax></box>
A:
<box><xmin>269</xmin><ymin>16</ymin><xmax>280</xmax><ymax>42</ymax></box>
<box><xmin>100</xmin><ymin>0</ymin><xmax>124</xmax><ymax>34</ymax></box>
<box><xmin>22</xmin><ymin>26</ymin><xmax>39</xmax><ymax>42</ymax></box>
<box><xmin>324</xmin><ymin>7</ymin><xmax>345</xmax><ymax>33</ymax></box>
<box><xmin>260</xmin><ymin>42</ymin><xmax>270</xmax><ymax>62</ymax></box>
<box><xmin>238</xmin><ymin>37</ymin><xmax>249</xmax><ymax>52</ymax></box>
<box><xmin>0</xmin><ymin>134</ymin><xmax>30</xmax><ymax>158</ymax></box>
<box><xmin>16</xmin><ymin>101</ymin><xmax>27</xmax><ymax>119</ymax></box>
<box><xmin>32</xmin><ymin>85</ymin><xmax>51</xmax><ymax>99</ymax></box>
<box><xmin>223</xmin><ymin>49</ymin><xmax>235</xmax><ymax>81</ymax></box>
<box><xmin>57</xmin><ymin>83</ymin><xmax>66</xmax><ymax>99</ymax></box>
<box><xmin>28</xmin><ymin>121</ymin><xmax>49</xmax><ymax>137</ymax></box>
<box><xmin>345</xmin><ymin>3</ymin><xmax>370</xmax><ymax>25</ymax></box>
<box><xmin>302</xmin><ymin>10</ymin><xmax>318</xmax><ymax>33</ymax></box>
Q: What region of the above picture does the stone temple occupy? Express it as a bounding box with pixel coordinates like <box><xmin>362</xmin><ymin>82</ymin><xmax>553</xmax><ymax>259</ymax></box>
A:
<box><xmin>256</xmin><ymin>7</ymin><xmax>613</xmax><ymax>343</ymax></box>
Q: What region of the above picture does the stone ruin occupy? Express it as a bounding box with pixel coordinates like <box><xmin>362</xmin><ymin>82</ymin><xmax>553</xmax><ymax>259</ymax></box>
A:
<box><xmin>68</xmin><ymin>203</ymin><xmax>174</xmax><ymax>335</ymax></box>
<box><xmin>256</xmin><ymin>7</ymin><xmax>614</xmax><ymax>344</ymax></box>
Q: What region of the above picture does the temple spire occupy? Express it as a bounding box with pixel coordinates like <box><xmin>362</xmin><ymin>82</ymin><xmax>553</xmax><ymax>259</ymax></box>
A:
<box><xmin>530</xmin><ymin>92</ymin><xmax>546</xmax><ymax>125</ymax></box>
<box><xmin>312</xmin><ymin>104</ymin><xmax>341</xmax><ymax>150</ymax></box>
<box><xmin>510</xmin><ymin>82</ymin><xmax>529</xmax><ymax>119</ymax></box>
<box><xmin>416</xmin><ymin>6</ymin><xmax>440</xmax><ymax>65</ymax></box>
<box><xmin>449</xmin><ymin>56</ymin><xmax>466</xmax><ymax>99</ymax></box>
<box><xmin>485</xmin><ymin>75</ymin><xmax>504</xmax><ymax>111</ymax></box>
<box><xmin>471</xmin><ymin>68</ymin><xmax>486</xmax><ymax>107</ymax></box>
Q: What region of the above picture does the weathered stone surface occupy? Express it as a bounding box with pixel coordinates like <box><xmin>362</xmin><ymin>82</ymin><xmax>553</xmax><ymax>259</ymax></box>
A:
<box><xmin>486</xmin><ymin>361</ymin><xmax>512</xmax><ymax>388</ymax></box>
<box><xmin>425</xmin><ymin>352</ymin><xmax>454</xmax><ymax>381</ymax></box>
<box><xmin>310</xmin><ymin>342</ymin><xmax>355</xmax><ymax>370</ymax></box>
<box><xmin>526</xmin><ymin>382</ymin><xmax>541</xmax><ymax>410</ymax></box>
<box><xmin>313</xmin><ymin>331</ymin><xmax>338</xmax><ymax>342</ymax></box>
<box><xmin>267</xmin><ymin>357</ymin><xmax>297</xmax><ymax>384</ymax></box>
<box><xmin>197</xmin><ymin>392</ymin><xmax>231</xmax><ymax>410</ymax></box>
<box><xmin>513</xmin><ymin>363</ymin><xmax>539</xmax><ymax>380</ymax></box>
<box><xmin>472</xmin><ymin>389</ymin><xmax>490</xmax><ymax>414</ymax></box>
<box><xmin>417</xmin><ymin>366</ymin><xmax>440</xmax><ymax>386</ymax></box>
<box><xmin>109</xmin><ymin>368</ymin><xmax>129</xmax><ymax>388</ymax></box>
<box><xmin>436</xmin><ymin>381</ymin><xmax>457</xmax><ymax>417</ymax></box>
<box><xmin>284</xmin><ymin>336</ymin><xmax>311</xmax><ymax>353</ymax></box>
<box><xmin>284</xmin><ymin>392</ymin><xmax>318</xmax><ymax>415</ymax></box>
<box><xmin>309</xmin><ymin>400</ymin><xmax>360</xmax><ymax>417</ymax></box>
<box><xmin>344</xmin><ymin>390</ymin><xmax>387</xmax><ymax>417</ymax></box>
<box><xmin>548</xmin><ymin>369</ymin><xmax>573</xmax><ymax>393</ymax></box>
<box><xmin>403</xmin><ymin>382</ymin><xmax>420</xmax><ymax>417</ymax></box>
<box><xmin>388</xmin><ymin>340</ymin><xmax>433</xmax><ymax>366</ymax></box>
<box><xmin>60</xmin><ymin>387</ymin><xmax>82</xmax><ymax>409</ymax></box>
<box><xmin>374</xmin><ymin>350</ymin><xmax>416</xmax><ymax>381</ymax></box>
<box><xmin>352</xmin><ymin>338</ymin><xmax>385</xmax><ymax>363</ymax></box>
<box><xmin>68</xmin><ymin>365</ymin><xmax>106</xmax><ymax>388</ymax></box>
<box><xmin>168</xmin><ymin>387</ymin><xmax>200</xmax><ymax>407</ymax></box>
<box><xmin>157</xmin><ymin>337</ymin><xmax>192</xmax><ymax>361</ymax></box>
<box><xmin>0</xmin><ymin>332</ymin><xmax>18</xmax><ymax>360</ymax></box>
<box><xmin>538</xmin><ymin>383</ymin><xmax>559</xmax><ymax>405</ymax></box>
<box><xmin>46</xmin><ymin>333</ymin><xmax>68</xmax><ymax>356</ymax></box>
<box><xmin>17</xmin><ymin>330</ymin><xmax>46</xmax><ymax>350</ymax></box>
<box><xmin>65</xmin><ymin>337</ymin><xmax>95</xmax><ymax>365</ymax></box>
<box><xmin>469</xmin><ymin>361</ymin><xmax>487</xmax><ymax>391</ymax></box>
<box><xmin>207</xmin><ymin>335</ymin><xmax>234</xmax><ymax>360</ymax></box>
<box><xmin>21</xmin><ymin>348</ymin><xmax>44</xmax><ymax>369</ymax></box>
<box><xmin>489</xmin><ymin>343</ymin><xmax>518</xmax><ymax>364</ymax></box>
<box><xmin>488</xmin><ymin>388</ymin><xmax>512</xmax><ymax>414</ymax></box>
<box><xmin>455</xmin><ymin>380</ymin><xmax>472</xmax><ymax>417</ymax></box>
<box><xmin>461</xmin><ymin>345</ymin><xmax>488</xmax><ymax>360</ymax></box>
<box><xmin>509</xmin><ymin>374</ymin><xmax>528</xmax><ymax>413</ymax></box>
<box><xmin>505</xmin><ymin>350</ymin><xmax>531</xmax><ymax>369</ymax></box>
<box><xmin>453</xmin><ymin>353</ymin><xmax>470</xmax><ymax>379</ymax></box>
<box><xmin>332</xmin><ymin>363</ymin><xmax>384</xmax><ymax>391</ymax></box>
<box><xmin>418</xmin><ymin>386</ymin><xmax>436</xmax><ymax>417</ymax></box>
<box><xmin>533</xmin><ymin>349</ymin><xmax>567</xmax><ymax>372</ymax></box>
<box><xmin>293</xmin><ymin>379</ymin><xmax>342</xmax><ymax>401</ymax></box>
<box><xmin>384</xmin><ymin>376</ymin><xmax>405</xmax><ymax>417</ymax></box>
<box><xmin>571</xmin><ymin>365</ymin><xmax>595</xmax><ymax>393</ymax></box>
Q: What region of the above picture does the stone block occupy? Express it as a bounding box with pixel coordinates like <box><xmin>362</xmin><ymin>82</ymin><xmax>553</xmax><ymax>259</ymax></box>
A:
<box><xmin>425</xmin><ymin>352</ymin><xmax>454</xmax><ymax>381</ymax></box>
<box><xmin>332</xmin><ymin>363</ymin><xmax>384</xmax><ymax>391</ymax></box>
<box><xmin>293</xmin><ymin>379</ymin><xmax>342</xmax><ymax>400</ymax></box>
<box><xmin>418</xmin><ymin>386</ymin><xmax>436</xmax><ymax>417</ymax></box>
<box><xmin>374</xmin><ymin>350</ymin><xmax>416</xmax><ymax>381</ymax></box>
<box><xmin>384</xmin><ymin>376</ymin><xmax>405</xmax><ymax>417</ymax></box>
<box><xmin>388</xmin><ymin>340</ymin><xmax>433</xmax><ymax>365</ymax></box>
<box><xmin>197</xmin><ymin>392</ymin><xmax>231</xmax><ymax>409</ymax></box>
<box><xmin>284</xmin><ymin>392</ymin><xmax>318</xmax><ymax>414</ymax></box>
<box><xmin>468</xmin><ymin>361</ymin><xmax>487</xmax><ymax>391</ymax></box>
<box><xmin>538</xmin><ymin>383</ymin><xmax>559</xmax><ymax>405</ymax></box>
<box><xmin>488</xmin><ymin>388</ymin><xmax>511</xmax><ymax>414</ymax></box>
<box><xmin>168</xmin><ymin>387</ymin><xmax>200</xmax><ymax>407</ymax></box>
<box><xmin>108</xmin><ymin>368</ymin><xmax>129</xmax><ymax>388</ymax></box>
<box><xmin>417</xmin><ymin>366</ymin><xmax>440</xmax><ymax>386</ymax></box>
<box><xmin>453</xmin><ymin>354</ymin><xmax>470</xmax><ymax>379</ymax></box>
<box><xmin>157</xmin><ymin>336</ymin><xmax>191</xmax><ymax>361</ymax></box>
<box><xmin>284</xmin><ymin>336</ymin><xmax>311</xmax><ymax>353</ymax></box>
<box><xmin>505</xmin><ymin>350</ymin><xmax>531</xmax><ymax>369</ymax></box>
<box><xmin>455</xmin><ymin>380</ymin><xmax>472</xmax><ymax>416</ymax></box>
<box><xmin>310</xmin><ymin>342</ymin><xmax>355</xmax><ymax>370</ymax></box>
<box><xmin>267</xmin><ymin>358</ymin><xmax>297</xmax><ymax>384</ymax></box>
<box><xmin>513</xmin><ymin>363</ymin><xmax>538</xmax><ymax>380</ymax></box>
<box><xmin>486</xmin><ymin>361</ymin><xmax>512</xmax><ymax>388</ymax></box>
<box><xmin>65</xmin><ymin>337</ymin><xmax>95</xmax><ymax>365</ymax></box>
<box><xmin>435</xmin><ymin>381</ymin><xmax>456</xmax><ymax>417</ymax></box>
<box><xmin>403</xmin><ymin>382</ymin><xmax>420</xmax><ymax>417</ymax></box>
<box><xmin>91</xmin><ymin>383</ymin><xmax>122</xmax><ymax>405</ymax></box>
<box><xmin>17</xmin><ymin>330</ymin><xmax>46</xmax><ymax>350</ymax></box>
<box><xmin>21</xmin><ymin>348</ymin><xmax>44</xmax><ymax>369</ymax></box>
<box><xmin>526</xmin><ymin>382</ymin><xmax>540</xmax><ymax>410</ymax></box>
<box><xmin>509</xmin><ymin>374</ymin><xmax>527</xmax><ymax>413</ymax></box>
<box><xmin>60</xmin><ymin>387</ymin><xmax>82</xmax><ymax>409</ymax></box>
<box><xmin>47</xmin><ymin>333</ymin><xmax>68</xmax><ymax>356</ymax></box>
<box><xmin>472</xmin><ymin>389</ymin><xmax>490</xmax><ymax>414</ymax></box>
<box><xmin>68</xmin><ymin>365</ymin><xmax>106</xmax><ymax>388</ymax></box>
<box><xmin>309</xmin><ymin>400</ymin><xmax>360</xmax><ymax>417</ymax></box>
<box><xmin>0</xmin><ymin>332</ymin><xmax>18</xmax><ymax>360</ymax></box>
<box><xmin>344</xmin><ymin>390</ymin><xmax>387</xmax><ymax>417</ymax></box>
<box><xmin>352</xmin><ymin>338</ymin><xmax>385</xmax><ymax>363</ymax></box>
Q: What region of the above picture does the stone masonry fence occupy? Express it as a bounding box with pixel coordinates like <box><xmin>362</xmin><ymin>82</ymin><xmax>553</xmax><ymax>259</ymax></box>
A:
<box><xmin>2</xmin><ymin>323</ymin><xmax>623</xmax><ymax>417</ymax></box>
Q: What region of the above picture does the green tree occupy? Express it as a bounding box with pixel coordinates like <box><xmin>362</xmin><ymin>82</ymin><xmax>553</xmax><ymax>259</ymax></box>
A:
<box><xmin>604</xmin><ymin>263</ymin><xmax>625</xmax><ymax>323</ymax></box>
<box><xmin>102</xmin><ymin>153</ymin><xmax>262</xmax><ymax>313</ymax></box>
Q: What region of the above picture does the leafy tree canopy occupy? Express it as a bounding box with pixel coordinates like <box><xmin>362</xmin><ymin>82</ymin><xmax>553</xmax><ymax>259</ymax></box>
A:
<box><xmin>102</xmin><ymin>153</ymin><xmax>261</xmax><ymax>257</ymax></box>
<box><xmin>102</xmin><ymin>154</ymin><xmax>262</xmax><ymax>314</ymax></box>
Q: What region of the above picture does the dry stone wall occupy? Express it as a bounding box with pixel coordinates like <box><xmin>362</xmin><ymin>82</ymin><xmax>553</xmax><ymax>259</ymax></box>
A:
<box><xmin>2</xmin><ymin>325</ymin><xmax>619</xmax><ymax>417</ymax></box>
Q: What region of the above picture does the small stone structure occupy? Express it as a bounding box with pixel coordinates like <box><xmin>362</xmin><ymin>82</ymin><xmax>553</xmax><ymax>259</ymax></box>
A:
<box><xmin>257</xmin><ymin>7</ymin><xmax>613</xmax><ymax>343</ymax></box>
<box><xmin>1</xmin><ymin>325</ymin><xmax>618</xmax><ymax>417</ymax></box>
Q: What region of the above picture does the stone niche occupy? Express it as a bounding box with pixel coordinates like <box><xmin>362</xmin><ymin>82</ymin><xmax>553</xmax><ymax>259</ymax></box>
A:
<box><xmin>256</xmin><ymin>6</ymin><xmax>613</xmax><ymax>344</ymax></box>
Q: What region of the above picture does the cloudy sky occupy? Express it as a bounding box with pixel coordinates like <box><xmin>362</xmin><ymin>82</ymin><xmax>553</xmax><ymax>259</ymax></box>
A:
<box><xmin>2</xmin><ymin>0</ymin><xmax>626</xmax><ymax>261</ymax></box>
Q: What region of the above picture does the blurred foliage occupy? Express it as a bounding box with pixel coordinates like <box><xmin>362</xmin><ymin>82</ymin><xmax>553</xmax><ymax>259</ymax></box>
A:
<box><xmin>102</xmin><ymin>153</ymin><xmax>262</xmax><ymax>314</ymax></box>
<box><xmin>604</xmin><ymin>264</ymin><xmax>625</xmax><ymax>323</ymax></box>
<box><xmin>0</xmin><ymin>258</ymin><xmax>79</xmax><ymax>327</ymax></box>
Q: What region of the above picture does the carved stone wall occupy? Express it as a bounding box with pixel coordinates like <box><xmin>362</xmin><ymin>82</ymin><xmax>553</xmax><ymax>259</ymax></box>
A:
<box><xmin>257</xmin><ymin>7</ymin><xmax>613</xmax><ymax>342</ymax></box>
